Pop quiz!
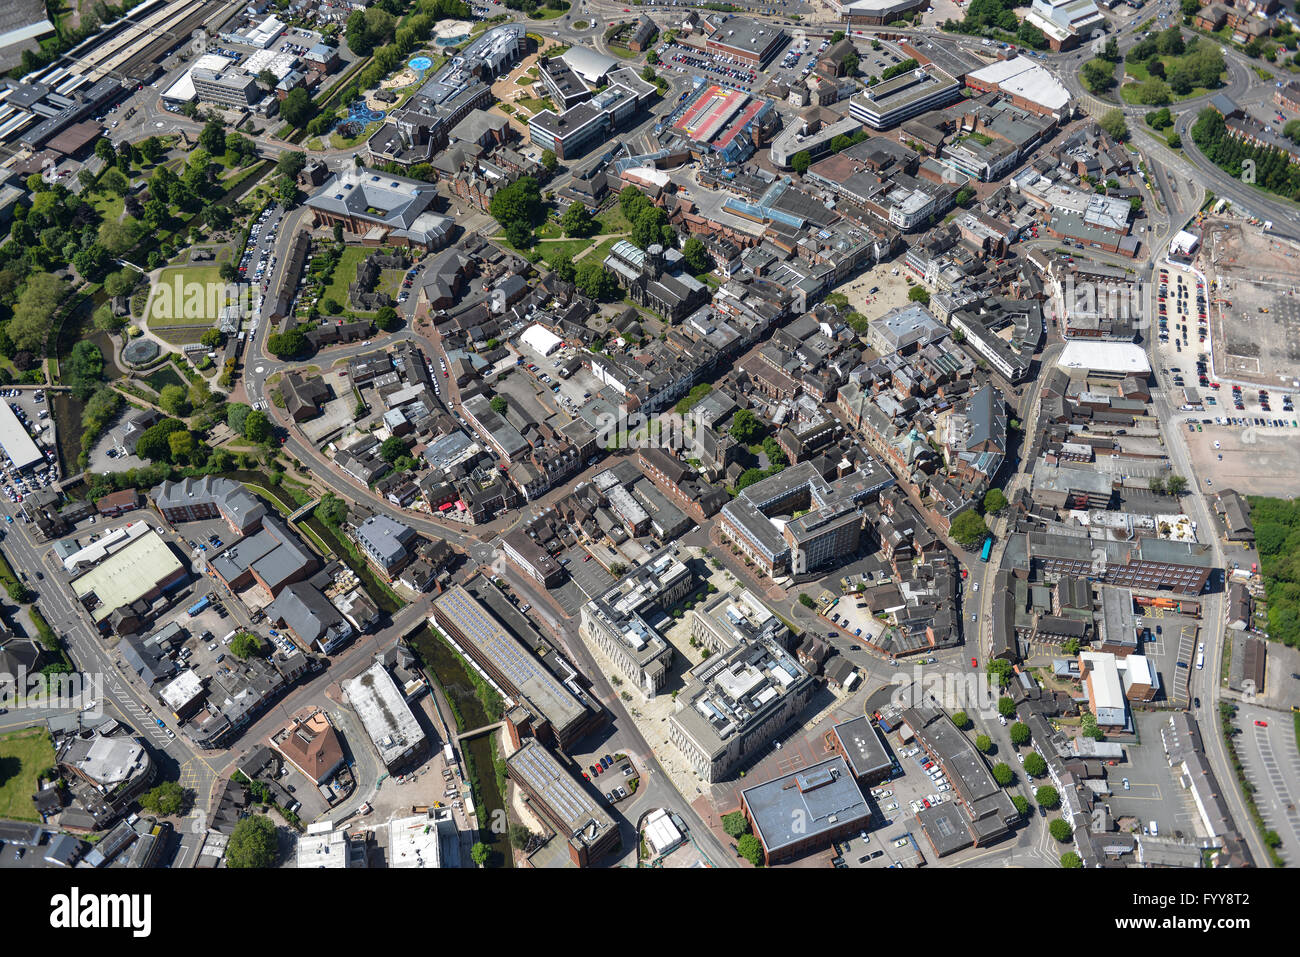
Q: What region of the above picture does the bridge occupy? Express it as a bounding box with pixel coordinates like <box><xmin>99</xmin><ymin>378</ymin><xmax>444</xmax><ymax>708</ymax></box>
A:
<box><xmin>288</xmin><ymin>498</ymin><xmax>320</xmax><ymax>522</ymax></box>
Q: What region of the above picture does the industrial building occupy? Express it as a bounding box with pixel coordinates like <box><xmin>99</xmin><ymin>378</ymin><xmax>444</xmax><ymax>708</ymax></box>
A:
<box><xmin>739</xmin><ymin>756</ymin><xmax>872</xmax><ymax>864</ymax></box>
<box><xmin>505</xmin><ymin>738</ymin><xmax>620</xmax><ymax>867</ymax></box>
<box><xmin>433</xmin><ymin>581</ymin><xmax>600</xmax><ymax>751</ymax></box>
<box><xmin>342</xmin><ymin>660</ymin><xmax>427</xmax><ymax>771</ymax></box>
<box><xmin>0</xmin><ymin>400</ymin><xmax>43</xmax><ymax>471</ymax></box>
<box><xmin>70</xmin><ymin>531</ymin><xmax>187</xmax><ymax>632</ymax></box>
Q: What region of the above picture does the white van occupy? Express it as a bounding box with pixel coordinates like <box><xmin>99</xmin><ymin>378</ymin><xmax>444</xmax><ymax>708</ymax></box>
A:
<box><xmin>1150</xmin><ymin>820</ymin><xmax>1158</xmax><ymax>837</ymax></box>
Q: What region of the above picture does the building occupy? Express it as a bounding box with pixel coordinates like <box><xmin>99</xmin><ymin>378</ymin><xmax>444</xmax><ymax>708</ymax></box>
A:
<box><xmin>274</xmin><ymin>708</ymin><xmax>346</xmax><ymax>785</ymax></box>
<box><xmin>528</xmin><ymin>69</ymin><xmax>657</xmax><ymax>161</ymax></box>
<box><xmin>719</xmin><ymin>459</ymin><xmax>893</xmax><ymax>578</ymax></box>
<box><xmin>669</xmin><ymin>614</ymin><xmax>814</xmax><ymax>783</ymax></box>
<box><xmin>0</xmin><ymin>0</ymin><xmax>56</xmax><ymax>73</ymax></box>
<box><xmin>703</xmin><ymin>18</ymin><xmax>787</xmax><ymax>67</ymax></box>
<box><xmin>387</xmin><ymin>807</ymin><xmax>461</xmax><ymax>868</ymax></box>
<box><xmin>849</xmin><ymin>65</ymin><xmax>961</xmax><ymax>130</ymax></box>
<box><xmin>152</xmin><ymin>477</ymin><xmax>267</xmax><ymax>536</ymax></box>
<box><xmin>739</xmin><ymin>756</ymin><xmax>871</xmax><ymax>864</ymax></box>
<box><xmin>826</xmin><ymin>715</ymin><xmax>894</xmax><ymax>786</ymax></box>
<box><xmin>0</xmin><ymin>400</ymin><xmax>42</xmax><ymax>471</ymax></box>
<box><xmin>305</xmin><ymin>167</ymin><xmax>455</xmax><ymax>250</ymax></box>
<box><xmin>501</xmin><ymin>527</ymin><xmax>565</xmax><ymax>588</ymax></box>
<box><xmin>578</xmin><ymin>548</ymin><xmax>690</xmax><ymax>695</ymax></box>
<box><xmin>342</xmin><ymin>660</ymin><xmax>427</xmax><ymax>771</ymax></box>
<box><xmin>192</xmin><ymin>67</ymin><xmax>261</xmax><ymax>108</ymax></box>
<box><xmin>670</xmin><ymin>83</ymin><xmax>775</xmax><ymax>163</ymax></box>
<box><xmin>96</xmin><ymin>489</ymin><xmax>141</xmax><ymax>518</ymax></box>
<box><xmin>354</xmin><ymin>514</ymin><xmax>417</xmax><ymax>578</ymax></box>
<box><xmin>433</xmin><ymin>583</ymin><xmax>598</xmax><ymax>750</ymax></box>
<box><xmin>835</xmin><ymin>0</ymin><xmax>930</xmax><ymax>24</ymax></box>
<box><xmin>964</xmin><ymin>56</ymin><xmax>1072</xmax><ymax>120</ymax></box>
<box><xmin>267</xmin><ymin>582</ymin><xmax>354</xmax><ymax>654</ymax></box>
<box><xmin>70</xmin><ymin>532</ymin><xmax>187</xmax><ymax>632</ymax></box>
<box><xmin>505</xmin><ymin>738</ymin><xmax>620</xmax><ymax>867</ymax></box>
<box><xmin>209</xmin><ymin>516</ymin><xmax>317</xmax><ymax>597</ymax></box>
<box><xmin>1024</xmin><ymin>0</ymin><xmax>1106</xmax><ymax>49</ymax></box>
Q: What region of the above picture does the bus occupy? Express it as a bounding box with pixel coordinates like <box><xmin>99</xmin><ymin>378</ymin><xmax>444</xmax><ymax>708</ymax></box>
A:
<box><xmin>980</xmin><ymin>537</ymin><xmax>993</xmax><ymax>563</ymax></box>
<box><xmin>187</xmin><ymin>595</ymin><xmax>211</xmax><ymax>617</ymax></box>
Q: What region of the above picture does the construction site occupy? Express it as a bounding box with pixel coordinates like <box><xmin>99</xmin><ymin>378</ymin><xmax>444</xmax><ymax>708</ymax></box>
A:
<box><xmin>1202</xmin><ymin>217</ymin><xmax>1300</xmax><ymax>390</ymax></box>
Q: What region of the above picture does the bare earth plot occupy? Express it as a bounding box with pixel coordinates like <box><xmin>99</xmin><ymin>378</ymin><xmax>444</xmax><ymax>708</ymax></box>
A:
<box><xmin>1204</xmin><ymin>220</ymin><xmax>1300</xmax><ymax>389</ymax></box>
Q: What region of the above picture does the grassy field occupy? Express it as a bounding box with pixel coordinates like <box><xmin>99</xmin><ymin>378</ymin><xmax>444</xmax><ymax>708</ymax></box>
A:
<box><xmin>142</xmin><ymin>364</ymin><xmax>185</xmax><ymax>394</ymax></box>
<box><xmin>1122</xmin><ymin>57</ymin><xmax>1225</xmax><ymax>104</ymax></box>
<box><xmin>322</xmin><ymin>245</ymin><xmax>376</xmax><ymax>309</ymax></box>
<box><xmin>0</xmin><ymin>727</ymin><xmax>54</xmax><ymax>822</ymax></box>
<box><xmin>87</xmin><ymin>188</ymin><xmax>126</xmax><ymax>225</ymax></box>
<box><xmin>148</xmin><ymin>264</ymin><xmax>229</xmax><ymax>326</ymax></box>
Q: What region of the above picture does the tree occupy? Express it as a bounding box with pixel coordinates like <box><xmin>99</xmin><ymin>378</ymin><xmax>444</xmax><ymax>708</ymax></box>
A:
<box><xmin>67</xmin><ymin>341</ymin><xmax>106</xmax><ymax>401</ymax></box>
<box><xmin>374</xmin><ymin>305</ymin><xmax>397</xmax><ymax>331</ymax></box>
<box><xmin>551</xmin><ymin>255</ymin><xmax>577</xmax><ymax>284</ymax></box>
<box><xmin>1166</xmin><ymin>475</ymin><xmax>1188</xmax><ymax>495</ymax></box>
<box><xmin>1102</xmin><ymin>36</ymin><xmax>1120</xmax><ymax>61</ymax></box>
<box><xmin>258</xmin><ymin>68</ymin><xmax>279</xmax><ymax>90</ymax></box>
<box><xmin>1035</xmin><ymin>785</ymin><xmax>1060</xmax><ymax>809</ymax></box>
<box><xmin>987</xmin><ymin>658</ymin><xmax>1014</xmax><ymax>690</ymax></box>
<box><xmin>1148</xmin><ymin>475</ymin><xmax>1165</xmax><ymax>495</ymax></box>
<box><xmin>1157</xmin><ymin>25</ymin><xmax>1185</xmax><ymax>56</ymax></box>
<box><xmin>489</xmin><ymin>395</ymin><xmax>508</xmax><ymax>415</ymax></box>
<box><xmin>1012</xmin><ymin>794</ymin><xmax>1030</xmax><ymax>817</ymax></box>
<box><xmin>1080</xmin><ymin>58</ymin><xmax>1116</xmax><ymax>93</ymax></box>
<box><xmin>277</xmin><ymin>151</ymin><xmax>307</xmax><ymax>180</ymax></box>
<box><xmin>242</xmin><ymin>409</ymin><xmax>271</xmax><ymax>443</ymax></box>
<box><xmin>230</xmin><ymin>632</ymin><xmax>262</xmax><ymax>659</ymax></box>
<box><xmin>226</xmin><ymin>814</ymin><xmax>278</xmax><ymax>868</ymax></box>
<box><xmin>950</xmin><ymin>509</ymin><xmax>988</xmax><ymax>547</ymax></box>
<box><xmin>729</xmin><ymin>408</ymin><xmax>764</xmax><ymax>444</ymax></box>
<box><xmin>631</xmin><ymin>205</ymin><xmax>673</xmax><ymax>250</ymax></box>
<box><xmin>380</xmin><ymin>436</ymin><xmax>407</xmax><ymax>464</ymax></box>
<box><xmin>100</xmin><ymin>167</ymin><xmax>130</xmax><ymax>196</ymax></box>
<box><xmin>841</xmin><ymin>53</ymin><xmax>858</xmax><ymax>76</ymax></box>
<box><xmin>1060</xmin><ymin>851</ymin><xmax>1082</xmax><ymax>868</ymax></box>
<box><xmin>681</xmin><ymin>236</ymin><xmax>712</xmax><ymax>275</ymax></box>
<box><xmin>1049</xmin><ymin>818</ymin><xmax>1073</xmax><ymax>842</ymax></box>
<box><xmin>997</xmin><ymin>696</ymin><xmax>1016</xmax><ymax>718</ymax></box>
<box><xmin>227</xmin><ymin>402</ymin><xmax>252</xmax><ymax>434</ymax></box>
<box><xmin>736</xmin><ymin>833</ymin><xmax>764</xmax><ymax>866</ymax></box>
<box><xmin>135</xmin><ymin>418</ymin><xmax>186</xmax><ymax>461</ymax></box>
<box><xmin>140</xmin><ymin>781</ymin><xmax>185</xmax><ymax>816</ymax></box>
<box><xmin>560</xmin><ymin>201</ymin><xmax>596</xmax><ymax>238</ymax></box>
<box><xmin>199</xmin><ymin>118</ymin><xmax>226</xmax><ymax>155</ymax></box>
<box><xmin>281</xmin><ymin>87</ymin><xmax>314</xmax><ymax>128</ymax></box>
<box><xmin>470</xmin><ymin>841</ymin><xmax>490</xmax><ymax>866</ymax></box>
<box><xmin>1080</xmin><ymin>712</ymin><xmax>1105</xmax><ymax>741</ymax></box>
<box><xmin>167</xmin><ymin>430</ymin><xmax>195</xmax><ymax>462</ymax></box>
<box><xmin>1023</xmin><ymin>752</ymin><xmax>1048</xmax><ymax>777</ymax></box>
<box><xmin>489</xmin><ymin>176</ymin><xmax>543</xmax><ymax>231</ymax></box>
<box><xmin>1009</xmin><ymin>722</ymin><xmax>1031</xmax><ymax>747</ymax></box>
<box><xmin>983</xmin><ymin>488</ymin><xmax>1009</xmax><ymax>514</ymax></box>
<box><xmin>907</xmin><ymin>285</ymin><xmax>930</xmax><ymax>305</ymax></box>
<box><xmin>574</xmin><ymin>259</ymin><xmax>618</xmax><ymax>301</ymax></box>
<box><xmin>1179</xmin><ymin>0</ymin><xmax>1199</xmax><ymax>14</ymax></box>
<box><xmin>266</xmin><ymin>327</ymin><xmax>308</xmax><ymax>359</ymax></box>
<box><xmin>790</xmin><ymin>150</ymin><xmax>812</xmax><ymax>174</ymax></box>
<box><xmin>318</xmin><ymin>492</ymin><xmax>348</xmax><ymax>526</ymax></box>
<box><xmin>722</xmin><ymin>811</ymin><xmax>751</xmax><ymax>837</ymax></box>
<box><xmin>1099</xmin><ymin>109</ymin><xmax>1128</xmax><ymax>143</ymax></box>
<box><xmin>540</xmin><ymin>149</ymin><xmax>557</xmax><ymax>173</ymax></box>
<box><xmin>975</xmin><ymin>733</ymin><xmax>993</xmax><ymax>753</ymax></box>
<box><xmin>992</xmin><ymin>762</ymin><xmax>1014</xmax><ymax>787</ymax></box>
<box><xmin>158</xmin><ymin>383</ymin><xmax>188</xmax><ymax>416</ymax></box>
<box><xmin>1062</xmin><ymin>637</ymin><xmax>1081</xmax><ymax>656</ymax></box>
<box><xmin>1016</xmin><ymin>20</ymin><xmax>1047</xmax><ymax>50</ymax></box>
<box><xmin>951</xmin><ymin>711</ymin><xmax>969</xmax><ymax>729</ymax></box>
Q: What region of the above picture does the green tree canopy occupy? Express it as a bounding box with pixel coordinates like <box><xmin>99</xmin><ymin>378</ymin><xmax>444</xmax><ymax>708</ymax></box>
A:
<box><xmin>140</xmin><ymin>781</ymin><xmax>185</xmax><ymax>816</ymax></box>
<box><xmin>1009</xmin><ymin>721</ymin><xmax>1031</xmax><ymax>746</ymax></box>
<box><xmin>991</xmin><ymin>763</ymin><xmax>1014</xmax><ymax>786</ymax></box>
<box><xmin>1049</xmin><ymin>818</ymin><xmax>1073</xmax><ymax>842</ymax></box>
<box><xmin>736</xmin><ymin>833</ymin><xmax>764</xmax><ymax>866</ymax></box>
<box><xmin>1036</xmin><ymin>785</ymin><xmax>1060</xmax><ymax>809</ymax></box>
<box><xmin>950</xmin><ymin>510</ymin><xmax>989</xmax><ymax>547</ymax></box>
<box><xmin>722</xmin><ymin>811</ymin><xmax>751</xmax><ymax>837</ymax></box>
<box><xmin>975</xmin><ymin>733</ymin><xmax>993</xmax><ymax>753</ymax></box>
<box><xmin>226</xmin><ymin>814</ymin><xmax>278</xmax><ymax>868</ymax></box>
<box><xmin>1023</xmin><ymin>752</ymin><xmax>1048</xmax><ymax>777</ymax></box>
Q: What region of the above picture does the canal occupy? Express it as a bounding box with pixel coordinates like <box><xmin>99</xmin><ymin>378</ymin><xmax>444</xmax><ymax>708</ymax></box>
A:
<box><xmin>408</xmin><ymin>626</ymin><xmax>512</xmax><ymax>868</ymax></box>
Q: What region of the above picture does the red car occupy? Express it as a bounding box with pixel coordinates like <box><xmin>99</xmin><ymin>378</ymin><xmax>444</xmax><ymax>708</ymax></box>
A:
<box><xmin>1255</xmin><ymin>720</ymin><xmax>1269</xmax><ymax>727</ymax></box>
<box><xmin>583</xmin><ymin>555</ymin><xmax>592</xmax><ymax>562</ymax></box>
<box><xmin>970</xmin><ymin>657</ymin><xmax>978</xmax><ymax>668</ymax></box>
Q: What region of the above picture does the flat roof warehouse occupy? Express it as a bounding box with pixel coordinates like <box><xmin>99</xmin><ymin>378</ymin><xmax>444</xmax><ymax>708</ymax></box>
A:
<box><xmin>0</xmin><ymin>400</ymin><xmax>42</xmax><ymax>470</ymax></box>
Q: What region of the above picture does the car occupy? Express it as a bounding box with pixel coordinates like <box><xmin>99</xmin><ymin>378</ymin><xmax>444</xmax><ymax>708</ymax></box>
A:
<box><xmin>1255</xmin><ymin>720</ymin><xmax>1268</xmax><ymax>727</ymax></box>
<box><xmin>971</xmin><ymin>657</ymin><xmax>978</xmax><ymax>668</ymax></box>
<box><xmin>602</xmin><ymin>754</ymin><xmax>612</xmax><ymax>768</ymax></box>
<box><xmin>1122</xmin><ymin>778</ymin><xmax>1130</xmax><ymax>790</ymax></box>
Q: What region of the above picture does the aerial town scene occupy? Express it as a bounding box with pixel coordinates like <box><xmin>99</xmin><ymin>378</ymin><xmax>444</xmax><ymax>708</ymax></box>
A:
<box><xmin>0</xmin><ymin>0</ymin><xmax>1294</xmax><ymax>894</ymax></box>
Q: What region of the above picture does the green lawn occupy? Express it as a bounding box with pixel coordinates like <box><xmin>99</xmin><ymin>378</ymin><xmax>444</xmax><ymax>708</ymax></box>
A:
<box><xmin>87</xmin><ymin>189</ymin><xmax>125</xmax><ymax>225</ymax></box>
<box><xmin>527</xmin><ymin>6</ymin><xmax>567</xmax><ymax>19</ymax></box>
<box><xmin>143</xmin><ymin>364</ymin><xmax>185</xmax><ymax>393</ymax></box>
<box><xmin>515</xmin><ymin>96</ymin><xmax>556</xmax><ymax>116</ymax></box>
<box><xmin>0</xmin><ymin>727</ymin><xmax>55</xmax><ymax>822</ymax></box>
<box><xmin>148</xmin><ymin>264</ymin><xmax>229</xmax><ymax>326</ymax></box>
<box><xmin>322</xmin><ymin>245</ymin><xmax>377</xmax><ymax>309</ymax></box>
<box><xmin>1122</xmin><ymin>56</ymin><xmax>1225</xmax><ymax>104</ymax></box>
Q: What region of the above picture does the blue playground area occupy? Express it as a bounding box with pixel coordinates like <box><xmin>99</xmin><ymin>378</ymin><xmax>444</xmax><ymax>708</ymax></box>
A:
<box><xmin>409</xmin><ymin>54</ymin><xmax>433</xmax><ymax>71</ymax></box>
<box><xmin>336</xmin><ymin>99</ymin><xmax>385</xmax><ymax>130</ymax></box>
